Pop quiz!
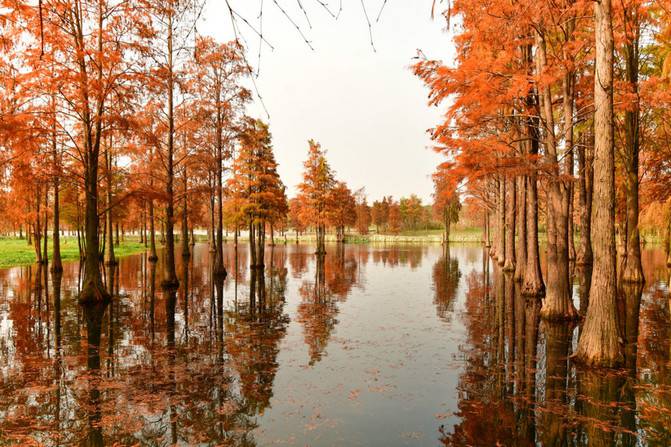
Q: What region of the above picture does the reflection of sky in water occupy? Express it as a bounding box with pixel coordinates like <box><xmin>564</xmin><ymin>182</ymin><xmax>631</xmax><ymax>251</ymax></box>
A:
<box><xmin>0</xmin><ymin>243</ymin><xmax>668</xmax><ymax>446</ymax></box>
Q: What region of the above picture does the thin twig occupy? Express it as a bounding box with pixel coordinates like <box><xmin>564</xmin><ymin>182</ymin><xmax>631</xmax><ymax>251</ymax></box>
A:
<box><xmin>296</xmin><ymin>0</ymin><xmax>313</xmax><ymax>28</ymax></box>
<box><xmin>271</xmin><ymin>0</ymin><xmax>315</xmax><ymax>50</ymax></box>
<box><xmin>360</xmin><ymin>0</ymin><xmax>376</xmax><ymax>52</ymax></box>
<box><xmin>375</xmin><ymin>0</ymin><xmax>389</xmax><ymax>23</ymax></box>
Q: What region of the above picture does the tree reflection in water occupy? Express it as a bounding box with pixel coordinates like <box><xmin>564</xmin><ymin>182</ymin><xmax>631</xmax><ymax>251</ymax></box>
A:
<box><xmin>432</xmin><ymin>245</ymin><xmax>461</xmax><ymax>323</ymax></box>
<box><xmin>0</xmin><ymin>244</ymin><xmax>669</xmax><ymax>445</ymax></box>
<box><xmin>441</xmin><ymin>250</ymin><xmax>671</xmax><ymax>446</ymax></box>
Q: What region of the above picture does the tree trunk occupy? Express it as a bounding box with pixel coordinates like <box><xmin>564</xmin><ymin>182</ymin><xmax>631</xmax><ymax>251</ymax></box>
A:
<box><xmin>496</xmin><ymin>178</ymin><xmax>505</xmax><ymax>265</ymax></box>
<box><xmin>522</xmin><ymin>116</ymin><xmax>545</xmax><ymax>297</ymax></box>
<box><xmin>34</xmin><ymin>190</ymin><xmax>43</xmax><ymax>265</ymax></box>
<box><xmin>161</xmin><ymin>12</ymin><xmax>178</xmax><ymax>290</ymax></box>
<box><xmin>51</xmin><ymin>124</ymin><xmax>62</xmax><ymax>273</ymax></box>
<box><xmin>148</xmin><ymin>200</ymin><xmax>158</xmax><ymax>262</ymax></box>
<box><xmin>249</xmin><ymin>220</ymin><xmax>257</xmax><ymax>268</ymax></box>
<box><xmin>576</xmin><ymin>132</ymin><xmax>593</xmax><ymax>265</ymax></box>
<box><xmin>104</xmin><ymin>142</ymin><xmax>116</xmax><ymax>266</ymax></box>
<box><xmin>536</xmin><ymin>33</ymin><xmax>575</xmax><ymax>319</ymax></box>
<box><xmin>42</xmin><ymin>187</ymin><xmax>49</xmax><ymax>266</ymax></box>
<box><xmin>503</xmin><ymin>177</ymin><xmax>516</xmax><ymax>272</ymax></box>
<box><xmin>621</xmin><ymin>26</ymin><xmax>644</xmax><ymax>283</ymax></box>
<box><xmin>79</xmin><ymin>145</ymin><xmax>109</xmax><ymax>303</ymax></box>
<box><xmin>514</xmin><ymin>176</ymin><xmax>527</xmax><ymax>282</ymax></box>
<box><xmin>181</xmin><ymin>168</ymin><xmax>190</xmax><ymax>259</ymax></box>
<box><xmin>270</xmin><ymin>222</ymin><xmax>275</xmax><ymax>246</ymax></box>
<box><xmin>257</xmin><ymin>222</ymin><xmax>265</xmax><ymax>268</ymax></box>
<box><xmin>576</xmin><ymin>0</ymin><xmax>622</xmax><ymax>367</ymax></box>
<box><xmin>140</xmin><ymin>205</ymin><xmax>145</xmax><ymax>245</ymax></box>
<box><xmin>52</xmin><ymin>174</ymin><xmax>62</xmax><ymax>272</ymax></box>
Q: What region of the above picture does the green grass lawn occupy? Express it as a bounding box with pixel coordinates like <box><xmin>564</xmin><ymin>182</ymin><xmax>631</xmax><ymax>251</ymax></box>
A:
<box><xmin>398</xmin><ymin>227</ymin><xmax>483</xmax><ymax>239</ymax></box>
<box><xmin>0</xmin><ymin>237</ymin><xmax>149</xmax><ymax>269</ymax></box>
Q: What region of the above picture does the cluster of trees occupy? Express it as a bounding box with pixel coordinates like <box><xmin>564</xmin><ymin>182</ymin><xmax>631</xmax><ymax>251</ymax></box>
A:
<box><xmin>0</xmin><ymin>1</ymin><xmax>283</xmax><ymax>301</ymax></box>
<box><xmin>416</xmin><ymin>0</ymin><xmax>671</xmax><ymax>367</ymax></box>
<box><xmin>288</xmin><ymin>140</ymin><xmax>448</xmax><ymax>247</ymax></box>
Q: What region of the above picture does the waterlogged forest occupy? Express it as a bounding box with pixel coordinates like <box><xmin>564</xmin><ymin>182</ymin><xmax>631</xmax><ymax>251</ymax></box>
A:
<box><xmin>0</xmin><ymin>244</ymin><xmax>670</xmax><ymax>445</ymax></box>
<box><xmin>1</xmin><ymin>0</ymin><xmax>671</xmax><ymax>446</ymax></box>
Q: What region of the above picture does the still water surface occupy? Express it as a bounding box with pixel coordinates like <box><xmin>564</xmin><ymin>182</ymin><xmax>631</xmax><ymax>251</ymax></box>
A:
<box><xmin>0</xmin><ymin>243</ymin><xmax>669</xmax><ymax>446</ymax></box>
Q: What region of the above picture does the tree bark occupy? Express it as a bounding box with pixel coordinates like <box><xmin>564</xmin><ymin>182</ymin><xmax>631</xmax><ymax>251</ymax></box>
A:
<box><xmin>148</xmin><ymin>199</ymin><xmax>158</xmax><ymax>262</ymax></box>
<box><xmin>496</xmin><ymin>178</ymin><xmax>505</xmax><ymax>265</ymax></box>
<box><xmin>514</xmin><ymin>176</ymin><xmax>527</xmax><ymax>282</ymax></box>
<box><xmin>161</xmin><ymin>10</ymin><xmax>178</xmax><ymax>290</ymax></box>
<box><xmin>576</xmin><ymin>0</ymin><xmax>622</xmax><ymax>367</ymax></box>
<box><xmin>536</xmin><ymin>32</ymin><xmax>575</xmax><ymax>319</ymax></box>
<box><xmin>181</xmin><ymin>168</ymin><xmax>190</xmax><ymax>259</ymax></box>
<box><xmin>34</xmin><ymin>190</ymin><xmax>43</xmax><ymax>265</ymax></box>
<box><xmin>503</xmin><ymin>177</ymin><xmax>516</xmax><ymax>272</ymax></box>
<box><xmin>621</xmin><ymin>17</ymin><xmax>644</xmax><ymax>284</ymax></box>
<box><xmin>104</xmin><ymin>140</ymin><xmax>116</xmax><ymax>266</ymax></box>
<box><xmin>51</xmin><ymin>104</ymin><xmax>62</xmax><ymax>273</ymax></box>
<box><xmin>522</xmin><ymin>107</ymin><xmax>545</xmax><ymax>297</ymax></box>
<box><xmin>576</xmin><ymin>132</ymin><xmax>594</xmax><ymax>265</ymax></box>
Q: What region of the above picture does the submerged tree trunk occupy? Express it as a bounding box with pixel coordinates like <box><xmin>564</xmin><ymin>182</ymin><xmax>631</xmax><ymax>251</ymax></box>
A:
<box><xmin>522</xmin><ymin>116</ymin><xmax>545</xmax><ymax>297</ymax></box>
<box><xmin>257</xmin><ymin>222</ymin><xmax>266</xmax><ymax>268</ymax></box>
<box><xmin>104</xmin><ymin>141</ymin><xmax>116</xmax><ymax>266</ymax></box>
<box><xmin>34</xmin><ymin>190</ymin><xmax>43</xmax><ymax>265</ymax></box>
<box><xmin>503</xmin><ymin>177</ymin><xmax>516</xmax><ymax>272</ymax></box>
<box><xmin>576</xmin><ymin>0</ymin><xmax>622</xmax><ymax>367</ymax></box>
<box><xmin>52</xmin><ymin>176</ymin><xmax>62</xmax><ymax>272</ymax></box>
<box><xmin>537</xmin><ymin>33</ymin><xmax>576</xmax><ymax>320</ymax></box>
<box><xmin>51</xmin><ymin>116</ymin><xmax>62</xmax><ymax>273</ymax></box>
<box><xmin>42</xmin><ymin>188</ymin><xmax>49</xmax><ymax>267</ymax></box>
<box><xmin>496</xmin><ymin>178</ymin><xmax>505</xmax><ymax>266</ymax></box>
<box><xmin>514</xmin><ymin>176</ymin><xmax>527</xmax><ymax>282</ymax></box>
<box><xmin>148</xmin><ymin>200</ymin><xmax>158</xmax><ymax>262</ymax></box>
<box><xmin>576</xmin><ymin>132</ymin><xmax>594</xmax><ymax>265</ymax></box>
<box><xmin>621</xmin><ymin>26</ymin><xmax>644</xmax><ymax>284</ymax></box>
<box><xmin>161</xmin><ymin>12</ymin><xmax>178</xmax><ymax>290</ymax></box>
<box><xmin>181</xmin><ymin>168</ymin><xmax>190</xmax><ymax>259</ymax></box>
<box><xmin>80</xmin><ymin>150</ymin><xmax>109</xmax><ymax>303</ymax></box>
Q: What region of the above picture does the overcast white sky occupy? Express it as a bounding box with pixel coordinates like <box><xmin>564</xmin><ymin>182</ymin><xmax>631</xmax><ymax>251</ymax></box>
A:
<box><xmin>198</xmin><ymin>1</ymin><xmax>454</xmax><ymax>203</ymax></box>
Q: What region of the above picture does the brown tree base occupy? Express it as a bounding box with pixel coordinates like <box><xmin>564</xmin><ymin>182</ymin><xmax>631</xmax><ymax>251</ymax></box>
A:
<box><xmin>575</xmin><ymin>313</ymin><xmax>623</xmax><ymax>368</ymax></box>
<box><xmin>573</xmin><ymin>345</ymin><xmax>623</xmax><ymax>369</ymax></box>
<box><xmin>78</xmin><ymin>280</ymin><xmax>112</xmax><ymax>305</ymax></box>
<box><xmin>540</xmin><ymin>303</ymin><xmax>579</xmax><ymax>321</ymax></box>
<box><xmin>160</xmin><ymin>278</ymin><xmax>180</xmax><ymax>290</ymax></box>
<box><xmin>502</xmin><ymin>260</ymin><xmax>515</xmax><ymax>272</ymax></box>
<box><xmin>148</xmin><ymin>254</ymin><xmax>159</xmax><ymax>263</ymax></box>
<box><xmin>50</xmin><ymin>263</ymin><xmax>64</xmax><ymax>274</ymax></box>
<box><xmin>250</xmin><ymin>264</ymin><xmax>264</xmax><ymax>270</ymax></box>
<box><xmin>182</xmin><ymin>251</ymin><xmax>191</xmax><ymax>259</ymax></box>
<box><xmin>104</xmin><ymin>258</ymin><xmax>118</xmax><ymax>266</ymax></box>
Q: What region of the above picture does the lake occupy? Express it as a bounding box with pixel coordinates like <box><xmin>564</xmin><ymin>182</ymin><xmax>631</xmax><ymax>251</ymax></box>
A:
<box><xmin>0</xmin><ymin>243</ymin><xmax>669</xmax><ymax>446</ymax></box>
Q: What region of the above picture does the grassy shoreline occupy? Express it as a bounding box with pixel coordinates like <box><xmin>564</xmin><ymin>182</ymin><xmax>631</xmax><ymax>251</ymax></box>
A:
<box><xmin>2</xmin><ymin>226</ymin><xmax>664</xmax><ymax>269</ymax></box>
<box><xmin>0</xmin><ymin>237</ymin><xmax>149</xmax><ymax>269</ymax></box>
